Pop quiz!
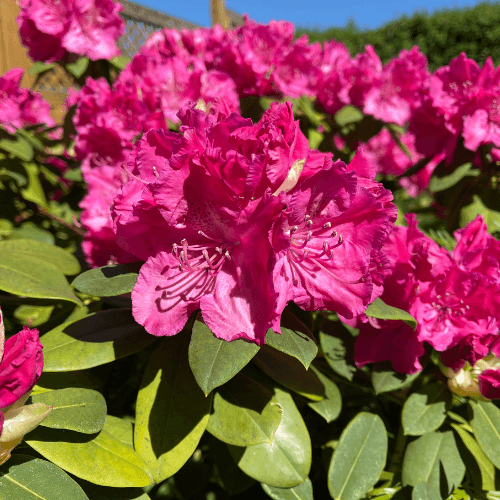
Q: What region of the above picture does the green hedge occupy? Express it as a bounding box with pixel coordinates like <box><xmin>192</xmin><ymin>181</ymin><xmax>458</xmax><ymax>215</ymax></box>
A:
<box><xmin>297</xmin><ymin>2</ymin><xmax>500</xmax><ymax>71</ymax></box>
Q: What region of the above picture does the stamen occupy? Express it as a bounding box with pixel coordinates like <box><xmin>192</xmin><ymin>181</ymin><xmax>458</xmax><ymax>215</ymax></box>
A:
<box><xmin>323</xmin><ymin>222</ymin><xmax>332</xmax><ymax>229</ymax></box>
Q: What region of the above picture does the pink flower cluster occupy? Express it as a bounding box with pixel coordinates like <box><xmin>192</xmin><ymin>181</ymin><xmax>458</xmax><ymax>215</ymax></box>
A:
<box><xmin>354</xmin><ymin>215</ymin><xmax>500</xmax><ymax>399</ymax></box>
<box><xmin>111</xmin><ymin>102</ymin><xmax>395</xmax><ymax>344</ymax></box>
<box><xmin>0</xmin><ymin>69</ymin><xmax>54</xmax><ymax>134</ymax></box>
<box><xmin>17</xmin><ymin>0</ymin><xmax>125</xmax><ymax>62</ymax></box>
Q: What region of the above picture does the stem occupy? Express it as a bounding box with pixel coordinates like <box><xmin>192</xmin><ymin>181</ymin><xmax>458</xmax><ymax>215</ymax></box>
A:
<box><xmin>37</xmin><ymin>206</ymin><xmax>86</xmax><ymax>237</ymax></box>
<box><xmin>388</xmin><ymin>424</ymin><xmax>407</xmax><ymax>475</ymax></box>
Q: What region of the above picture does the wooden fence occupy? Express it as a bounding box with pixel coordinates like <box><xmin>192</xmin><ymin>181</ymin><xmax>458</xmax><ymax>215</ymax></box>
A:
<box><xmin>0</xmin><ymin>0</ymin><xmax>243</xmax><ymax>121</ymax></box>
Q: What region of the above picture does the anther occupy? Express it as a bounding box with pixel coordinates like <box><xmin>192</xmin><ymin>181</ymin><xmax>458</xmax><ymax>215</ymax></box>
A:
<box><xmin>306</xmin><ymin>219</ymin><xmax>313</xmax><ymax>228</ymax></box>
<box><xmin>331</xmin><ymin>230</ymin><xmax>337</xmax><ymax>237</ymax></box>
<box><xmin>338</xmin><ymin>235</ymin><xmax>343</xmax><ymax>244</ymax></box>
<box><xmin>323</xmin><ymin>222</ymin><xmax>332</xmax><ymax>229</ymax></box>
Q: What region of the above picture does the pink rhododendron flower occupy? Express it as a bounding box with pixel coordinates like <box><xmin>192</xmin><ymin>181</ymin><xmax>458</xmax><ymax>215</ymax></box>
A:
<box><xmin>18</xmin><ymin>0</ymin><xmax>125</xmax><ymax>62</ymax></box>
<box><xmin>478</xmin><ymin>369</ymin><xmax>500</xmax><ymax>399</ymax></box>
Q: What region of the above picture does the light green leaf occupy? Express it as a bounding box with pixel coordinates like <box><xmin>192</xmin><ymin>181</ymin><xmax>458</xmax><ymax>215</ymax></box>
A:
<box><xmin>109</xmin><ymin>56</ymin><xmax>131</xmax><ymax>70</ymax></box>
<box><xmin>72</xmin><ymin>264</ymin><xmax>139</xmax><ymax>297</ymax></box>
<box><xmin>0</xmin><ymin>403</ymin><xmax>53</xmax><ymax>442</ymax></box>
<box><xmin>470</xmin><ymin>400</ymin><xmax>500</xmax><ymax>469</ymax></box>
<box><xmin>253</xmin><ymin>345</ymin><xmax>325</xmax><ymax>401</ymax></box>
<box><xmin>0</xmin><ymin>251</ymin><xmax>81</xmax><ymax>306</ymax></box>
<box><xmin>188</xmin><ymin>318</ymin><xmax>259</xmax><ymax>396</ymax></box>
<box><xmin>14</xmin><ymin>304</ymin><xmax>54</xmax><ymax>327</ymax></box>
<box><xmin>365</xmin><ymin>298</ymin><xmax>416</xmax><ymax>330</ymax></box>
<box><xmin>135</xmin><ymin>334</ymin><xmax>212</xmax><ymax>483</ymax></box>
<box><xmin>372</xmin><ymin>371</ymin><xmax>419</xmax><ymax>394</ymax></box>
<box><xmin>41</xmin><ymin>309</ymin><xmax>155</xmax><ymax>371</ymax></box>
<box><xmin>307</xmin><ymin>366</ymin><xmax>342</xmax><ymax>423</ymax></box>
<box><xmin>460</xmin><ymin>195</ymin><xmax>500</xmax><ymax>234</ymax></box>
<box><xmin>0</xmin><ymin>136</ymin><xmax>33</xmax><ymax>161</ymax></box>
<box><xmin>21</xmin><ymin>163</ymin><xmax>47</xmax><ymax>207</ymax></box>
<box><xmin>429</xmin><ymin>162</ymin><xmax>478</xmax><ymax>192</ymax></box>
<box><xmin>103</xmin><ymin>415</ymin><xmax>133</xmax><ymax>449</ymax></box>
<box><xmin>32</xmin><ymin>388</ymin><xmax>106</xmax><ymax>434</ymax></box>
<box><xmin>402</xmin><ymin>431</ymin><xmax>465</xmax><ymax>495</ymax></box>
<box><xmin>10</xmin><ymin>222</ymin><xmax>54</xmax><ymax>244</ymax></box>
<box><xmin>319</xmin><ymin>329</ymin><xmax>356</xmax><ymax>381</ymax></box>
<box><xmin>206</xmin><ymin>373</ymin><xmax>282</xmax><ymax>446</ymax></box>
<box><xmin>0</xmin><ymin>239</ymin><xmax>80</xmax><ymax>275</ymax></box>
<box><xmin>63</xmin><ymin>168</ymin><xmax>83</xmax><ymax>182</ymax></box>
<box><xmin>412</xmin><ymin>482</ymin><xmax>441</xmax><ymax>500</ymax></box>
<box><xmin>328</xmin><ymin>412</ymin><xmax>388</xmax><ymax>500</ymax></box>
<box><xmin>265</xmin><ymin>310</ymin><xmax>317</xmax><ymax>369</ymax></box>
<box><xmin>25</xmin><ymin>422</ymin><xmax>153</xmax><ymax>487</ymax></box>
<box><xmin>335</xmin><ymin>105</ymin><xmax>363</xmax><ymax>127</ymax></box>
<box><xmin>0</xmin><ymin>455</ymin><xmax>89</xmax><ymax>500</ymax></box>
<box><xmin>228</xmin><ymin>385</ymin><xmax>311</xmax><ymax>488</ymax></box>
<box><xmin>65</xmin><ymin>57</ymin><xmax>89</xmax><ymax>78</ymax></box>
<box><xmin>29</xmin><ymin>62</ymin><xmax>55</xmax><ymax>75</ymax></box>
<box><xmin>78</xmin><ymin>479</ymin><xmax>150</xmax><ymax>500</ymax></box>
<box><xmin>262</xmin><ymin>477</ymin><xmax>313</xmax><ymax>500</ymax></box>
<box><xmin>451</xmin><ymin>423</ymin><xmax>495</xmax><ymax>491</ymax></box>
<box><xmin>402</xmin><ymin>383</ymin><xmax>448</xmax><ymax>435</ymax></box>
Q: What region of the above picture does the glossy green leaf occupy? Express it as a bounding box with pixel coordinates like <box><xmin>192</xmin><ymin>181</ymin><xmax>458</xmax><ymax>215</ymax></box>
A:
<box><xmin>307</xmin><ymin>366</ymin><xmax>342</xmax><ymax>423</ymax></box>
<box><xmin>335</xmin><ymin>105</ymin><xmax>363</xmax><ymax>126</ymax></box>
<box><xmin>65</xmin><ymin>57</ymin><xmax>89</xmax><ymax>78</ymax></box>
<box><xmin>372</xmin><ymin>370</ymin><xmax>419</xmax><ymax>394</ymax></box>
<box><xmin>429</xmin><ymin>162</ymin><xmax>477</xmax><ymax>192</ymax></box>
<box><xmin>42</xmin><ymin>309</ymin><xmax>155</xmax><ymax>371</ymax></box>
<box><xmin>402</xmin><ymin>431</ymin><xmax>465</xmax><ymax>495</ymax></box>
<box><xmin>0</xmin><ymin>455</ymin><xmax>89</xmax><ymax>500</ymax></box>
<box><xmin>328</xmin><ymin>412</ymin><xmax>388</xmax><ymax>500</ymax></box>
<box><xmin>14</xmin><ymin>304</ymin><xmax>54</xmax><ymax>327</ymax></box>
<box><xmin>0</xmin><ymin>239</ymin><xmax>80</xmax><ymax>275</ymax></box>
<box><xmin>228</xmin><ymin>385</ymin><xmax>311</xmax><ymax>488</ymax></box>
<box><xmin>319</xmin><ymin>329</ymin><xmax>356</xmax><ymax>381</ymax></box>
<box><xmin>253</xmin><ymin>345</ymin><xmax>325</xmax><ymax>401</ymax></box>
<box><xmin>25</xmin><ymin>422</ymin><xmax>153</xmax><ymax>487</ymax></box>
<box><xmin>265</xmin><ymin>310</ymin><xmax>317</xmax><ymax>369</ymax></box>
<box><xmin>412</xmin><ymin>482</ymin><xmax>441</xmax><ymax>500</ymax></box>
<box><xmin>21</xmin><ymin>163</ymin><xmax>47</xmax><ymax>207</ymax></box>
<box><xmin>29</xmin><ymin>62</ymin><xmax>55</xmax><ymax>75</ymax></box>
<box><xmin>135</xmin><ymin>334</ymin><xmax>212</xmax><ymax>483</ymax></box>
<box><xmin>402</xmin><ymin>383</ymin><xmax>448</xmax><ymax>435</ymax></box>
<box><xmin>32</xmin><ymin>388</ymin><xmax>106</xmax><ymax>434</ymax></box>
<box><xmin>189</xmin><ymin>319</ymin><xmax>259</xmax><ymax>395</ymax></box>
<box><xmin>34</xmin><ymin>369</ymin><xmax>102</xmax><ymax>395</ymax></box>
<box><xmin>206</xmin><ymin>373</ymin><xmax>282</xmax><ymax>446</ymax></box>
<box><xmin>0</xmin><ymin>136</ymin><xmax>33</xmax><ymax>161</ymax></box>
<box><xmin>0</xmin><ymin>251</ymin><xmax>81</xmax><ymax>306</ymax></box>
<box><xmin>460</xmin><ymin>195</ymin><xmax>500</xmax><ymax>234</ymax></box>
<box><xmin>72</xmin><ymin>264</ymin><xmax>139</xmax><ymax>297</ymax></box>
<box><xmin>470</xmin><ymin>400</ymin><xmax>500</xmax><ymax>469</ymax></box>
<box><xmin>10</xmin><ymin>222</ymin><xmax>54</xmax><ymax>244</ymax></box>
<box><xmin>104</xmin><ymin>415</ymin><xmax>133</xmax><ymax>448</ymax></box>
<box><xmin>262</xmin><ymin>477</ymin><xmax>313</xmax><ymax>500</ymax></box>
<box><xmin>78</xmin><ymin>479</ymin><xmax>150</xmax><ymax>500</ymax></box>
<box><xmin>365</xmin><ymin>298</ymin><xmax>416</xmax><ymax>330</ymax></box>
<box><xmin>451</xmin><ymin>423</ymin><xmax>495</xmax><ymax>491</ymax></box>
<box><xmin>0</xmin><ymin>403</ymin><xmax>53</xmax><ymax>442</ymax></box>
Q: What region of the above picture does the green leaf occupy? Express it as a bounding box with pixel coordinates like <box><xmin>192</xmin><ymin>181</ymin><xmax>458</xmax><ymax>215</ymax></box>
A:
<box><xmin>328</xmin><ymin>412</ymin><xmax>388</xmax><ymax>500</ymax></box>
<box><xmin>109</xmin><ymin>56</ymin><xmax>131</xmax><ymax>70</ymax></box>
<box><xmin>0</xmin><ymin>455</ymin><xmax>89</xmax><ymax>500</ymax></box>
<box><xmin>63</xmin><ymin>168</ymin><xmax>83</xmax><ymax>182</ymax></box>
<box><xmin>135</xmin><ymin>334</ymin><xmax>213</xmax><ymax>483</ymax></box>
<box><xmin>188</xmin><ymin>318</ymin><xmax>259</xmax><ymax>396</ymax></box>
<box><xmin>65</xmin><ymin>57</ymin><xmax>89</xmax><ymax>78</ymax></box>
<box><xmin>0</xmin><ymin>251</ymin><xmax>81</xmax><ymax>306</ymax></box>
<box><xmin>412</xmin><ymin>482</ymin><xmax>441</xmax><ymax>500</ymax></box>
<box><xmin>0</xmin><ymin>136</ymin><xmax>33</xmax><ymax>161</ymax></box>
<box><xmin>77</xmin><ymin>479</ymin><xmax>150</xmax><ymax>500</ymax></box>
<box><xmin>265</xmin><ymin>309</ymin><xmax>317</xmax><ymax>369</ymax></box>
<box><xmin>25</xmin><ymin>423</ymin><xmax>153</xmax><ymax>487</ymax></box>
<box><xmin>31</xmin><ymin>388</ymin><xmax>106</xmax><ymax>434</ymax></box>
<box><xmin>253</xmin><ymin>345</ymin><xmax>325</xmax><ymax>401</ymax></box>
<box><xmin>0</xmin><ymin>239</ymin><xmax>80</xmax><ymax>275</ymax></box>
<box><xmin>365</xmin><ymin>298</ymin><xmax>417</xmax><ymax>330</ymax></box>
<box><xmin>335</xmin><ymin>105</ymin><xmax>363</xmax><ymax>127</ymax></box>
<box><xmin>372</xmin><ymin>371</ymin><xmax>419</xmax><ymax>394</ymax></box>
<box><xmin>21</xmin><ymin>163</ymin><xmax>47</xmax><ymax>207</ymax></box>
<box><xmin>14</xmin><ymin>304</ymin><xmax>55</xmax><ymax>327</ymax></box>
<box><xmin>103</xmin><ymin>415</ymin><xmax>133</xmax><ymax>448</ymax></box>
<box><xmin>470</xmin><ymin>400</ymin><xmax>500</xmax><ymax>470</ymax></box>
<box><xmin>29</xmin><ymin>62</ymin><xmax>55</xmax><ymax>75</ymax></box>
<box><xmin>402</xmin><ymin>431</ymin><xmax>465</xmax><ymax>495</ymax></box>
<box><xmin>460</xmin><ymin>195</ymin><xmax>500</xmax><ymax>234</ymax></box>
<box><xmin>0</xmin><ymin>403</ymin><xmax>53</xmax><ymax>442</ymax></box>
<box><xmin>319</xmin><ymin>328</ymin><xmax>356</xmax><ymax>381</ymax></box>
<box><xmin>10</xmin><ymin>222</ymin><xmax>55</xmax><ymax>244</ymax></box>
<box><xmin>72</xmin><ymin>264</ymin><xmax>139</xmax><ymax>297</ymax></box>
<box><xmin>228</xmin><ymin>384</ymin><xmax>311</xmax><ymax>488</ymax></box>
<box><xmin>206</xmin><ymin>373</ymin><xmax>282</xmax><ymax>446</ymax></box>
<box><xmin>41</xmin><ymin>309</ymin><xmax>155</xmax><ymax>371</ymax></box>
<box><xmin>429</xmin><ymin>162</ymin><xmax>478</xmax><ymax>192</ymax></box>
<box><xmin>307</xmin><ymin>365</ymin><xmax>342</xmax><ymax>423</ymax></box>
<box><xmin>402</xmin><ymin>383</ymin><xmax>449</xmax><ymax>435</ymax></box>
<box><xmin>262</xmin><ymin>477</ymin><xmax>313</xmax><ymax>500</ymax></box>
<box><xmin>451</xmin><ymin>423</ymin><xmax>495</xmax><ymax>491</ymax></box>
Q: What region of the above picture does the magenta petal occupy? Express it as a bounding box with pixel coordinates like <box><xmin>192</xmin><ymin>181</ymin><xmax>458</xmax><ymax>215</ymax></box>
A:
<box><xmin>479</xmin><ymin>369</ymin><xmax>500</xmax><ymax>399</ymax></box>
<box><xmin>132</xmin><ymin>252</ymin><xmax>202</xmax><ymax>337</ymax></box>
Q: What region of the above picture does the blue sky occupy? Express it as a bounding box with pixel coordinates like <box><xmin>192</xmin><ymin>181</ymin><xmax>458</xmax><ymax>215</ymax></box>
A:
<box><xmin>134</xmin><ymin>0</ymin><xmax>482</xmax><ymax>30</ymax></box>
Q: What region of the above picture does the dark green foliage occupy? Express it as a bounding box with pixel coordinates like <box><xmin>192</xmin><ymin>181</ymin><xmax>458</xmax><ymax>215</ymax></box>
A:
<box><xmin>297</xmin><ymin>2</ymin><xmax>500</xmax><ymax>71</ymax></box>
